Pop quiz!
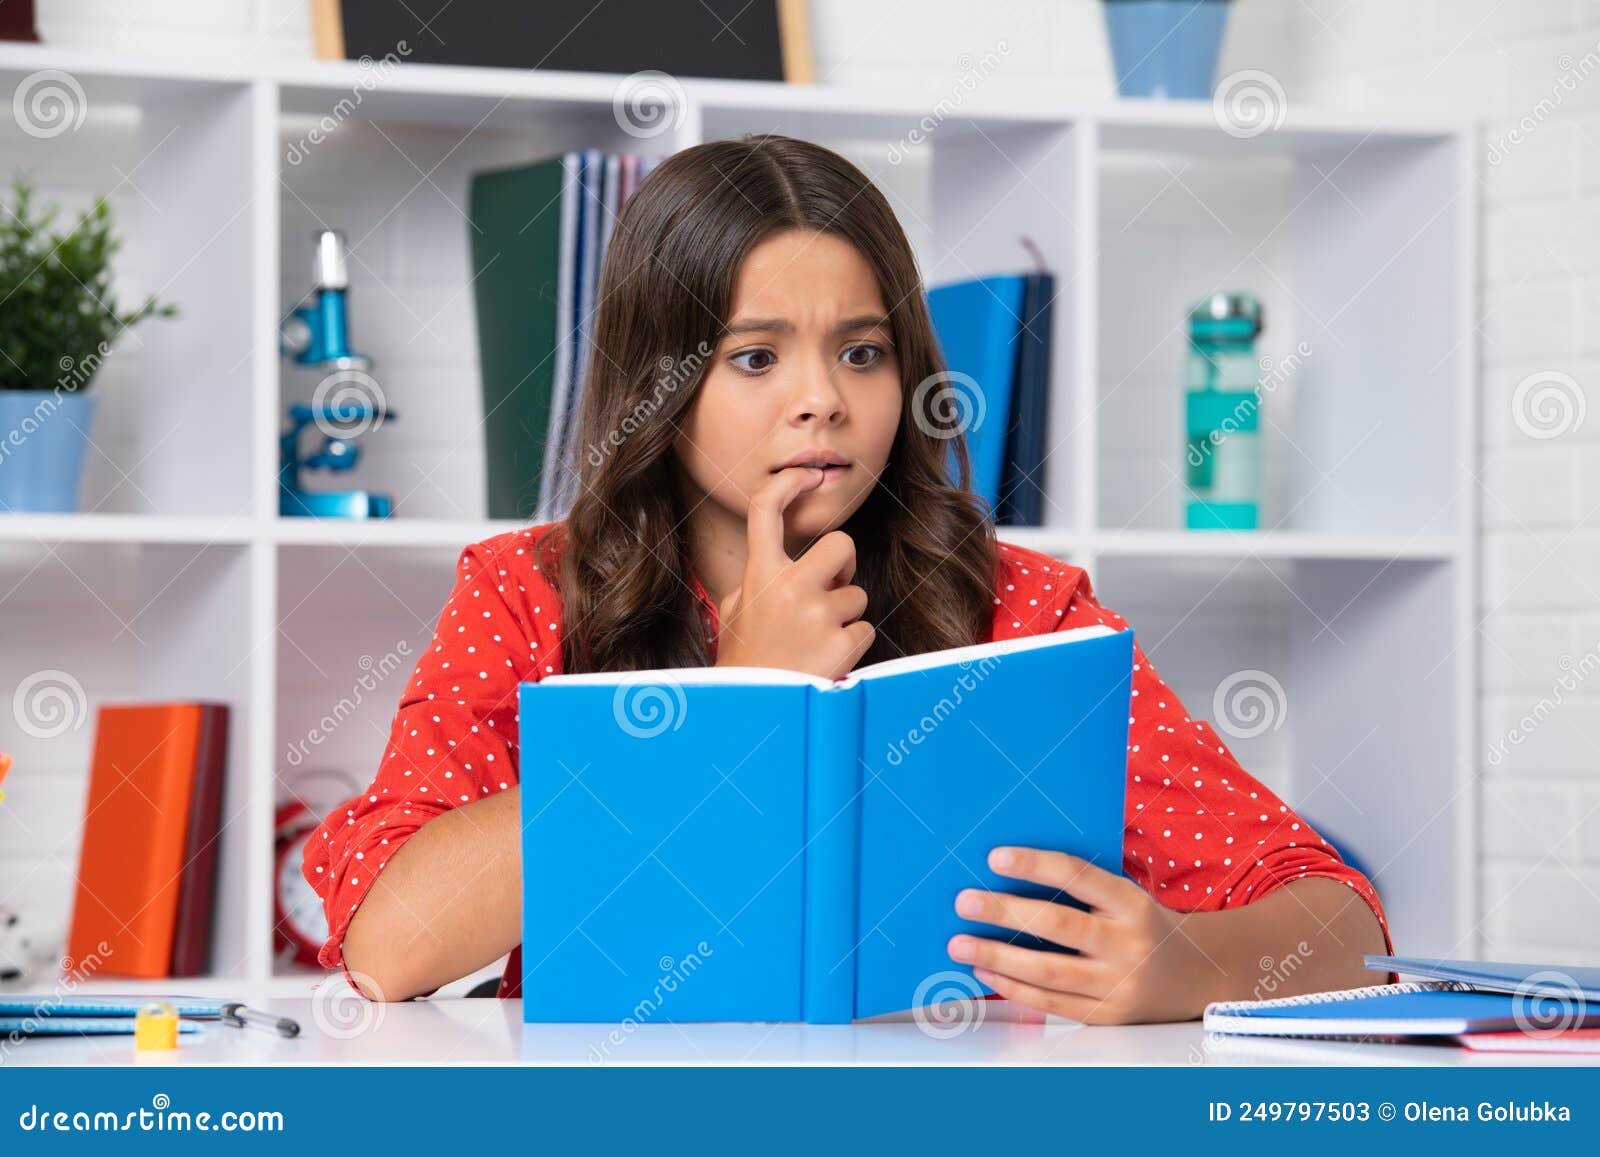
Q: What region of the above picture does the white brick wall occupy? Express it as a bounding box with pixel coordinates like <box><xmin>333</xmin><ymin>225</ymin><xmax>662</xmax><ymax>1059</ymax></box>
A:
<box><xmin>1289</xmin><ymin>0</ymin><xmax>1600</xmax><ymax>963</ymax></box>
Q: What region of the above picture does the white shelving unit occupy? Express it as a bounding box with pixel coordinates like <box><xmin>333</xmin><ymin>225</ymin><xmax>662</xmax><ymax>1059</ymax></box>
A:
<box><xmin>0</xmin><ymin>44</ymin><xmax>1477</xmax><ymax>996</ymax></box>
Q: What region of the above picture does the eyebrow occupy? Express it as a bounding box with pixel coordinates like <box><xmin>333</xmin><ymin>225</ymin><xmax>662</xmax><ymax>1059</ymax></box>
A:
<box><xmin>722</xmin><ymin>314</ymin><xmax>893</xmax><ymax>339</ymax></box>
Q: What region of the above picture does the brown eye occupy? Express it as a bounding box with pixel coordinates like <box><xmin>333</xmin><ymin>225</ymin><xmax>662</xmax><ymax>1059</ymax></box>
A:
<box><xmin>843</xmin><ymin>343</ymin><xmax>884</xmax><ymax>369</ymax></box>
<box><xmin>730</xmin><ymin>349</ymin><xmax>774</xmax><ymax>374</ymax></box>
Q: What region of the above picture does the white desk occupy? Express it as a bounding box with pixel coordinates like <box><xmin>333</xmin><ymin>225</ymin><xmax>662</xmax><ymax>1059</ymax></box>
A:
<box><xmin>9</xmin><ymin>996</ymin><xmax>1599</xmax><ymax>1066</ymax></box>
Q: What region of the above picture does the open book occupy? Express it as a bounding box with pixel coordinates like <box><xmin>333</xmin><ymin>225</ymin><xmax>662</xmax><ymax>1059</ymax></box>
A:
<box><xmin>518</xmin><ymin>624</ymin><xmax>1135</xmax><ymax>1023</ymax></box>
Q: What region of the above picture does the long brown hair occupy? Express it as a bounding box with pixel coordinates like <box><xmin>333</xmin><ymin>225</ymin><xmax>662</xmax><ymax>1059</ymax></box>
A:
<box><xmin>537</xmin><ymin>133</ymin><xmax>998</xmax><ymax>674</ymax></box>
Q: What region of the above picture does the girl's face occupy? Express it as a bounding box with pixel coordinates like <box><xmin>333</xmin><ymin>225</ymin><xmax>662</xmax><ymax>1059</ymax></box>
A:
<box><xmin>674</xmin><ymin>228</ymin><xmax>903</xmax><ymax>550</ymax></box>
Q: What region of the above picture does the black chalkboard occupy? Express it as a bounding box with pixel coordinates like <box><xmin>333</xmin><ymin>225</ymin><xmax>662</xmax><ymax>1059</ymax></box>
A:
<box><xmin>338</xmin><ymin>0</ymin><xmax>789</xmax><ymax>81</ymax></box>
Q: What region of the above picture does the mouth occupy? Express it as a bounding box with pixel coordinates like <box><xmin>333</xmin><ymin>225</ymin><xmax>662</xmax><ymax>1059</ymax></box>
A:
<box><xmin>772</xmin><ymin>450</ymin><xmax>851</xmax><ymax>478</ymax></box>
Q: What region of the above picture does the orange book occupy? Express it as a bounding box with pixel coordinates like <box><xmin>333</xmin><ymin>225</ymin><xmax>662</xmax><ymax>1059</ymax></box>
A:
<box><xmin>67</xmin><ymin>703</ymin><xmax>229</xmax><ymax>978</ymax></box>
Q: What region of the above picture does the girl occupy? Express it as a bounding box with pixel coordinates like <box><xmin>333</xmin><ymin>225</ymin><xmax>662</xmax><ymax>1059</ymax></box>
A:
<box><xmin>304</xmin><ymin>134</ymin><xmax>1393</xmax><ymax>1022</ymax></box>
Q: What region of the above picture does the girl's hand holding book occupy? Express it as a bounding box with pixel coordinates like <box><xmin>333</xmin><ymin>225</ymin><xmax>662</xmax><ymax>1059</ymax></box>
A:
<box><xmin>946</xmin><ymin>846</ymin><xmax>1211</xmax><ymax>1024</ymax></box>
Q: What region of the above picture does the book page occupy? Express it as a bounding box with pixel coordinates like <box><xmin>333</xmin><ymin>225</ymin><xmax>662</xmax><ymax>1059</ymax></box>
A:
<box><xmin>537</xmin><ymin>623</ymin><xmax>1122</xmax><ymax>689</ymax></box>
<box><xmin>839</xmin><ymin>623</ymin><xmax>1120</xmax><ymax>685</ymax></box>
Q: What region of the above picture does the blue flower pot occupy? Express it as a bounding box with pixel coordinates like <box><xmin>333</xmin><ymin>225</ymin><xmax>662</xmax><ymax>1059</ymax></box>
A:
<box><xmin>0</xmin><ymin>390</ymin><xmax>96</xmax><ymax>513</ymax></box>
<box><xmin>1104</xmin><ymin>0</ymin><xmax>1231</xmax><ymax>100</ymax></box>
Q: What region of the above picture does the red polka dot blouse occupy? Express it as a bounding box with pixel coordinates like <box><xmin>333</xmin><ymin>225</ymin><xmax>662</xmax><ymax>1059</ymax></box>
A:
<box><xmin>303</xmin><ymin>524</ymin><xmax>1394</xmax><ymax>1001</ymax></box>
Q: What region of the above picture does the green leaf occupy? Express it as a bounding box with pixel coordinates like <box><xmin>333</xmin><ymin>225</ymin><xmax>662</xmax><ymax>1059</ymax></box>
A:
<box><xmin>0</xmin><ymin>172</ymin><xmax>179</xmax><ymax>391</ymax></box>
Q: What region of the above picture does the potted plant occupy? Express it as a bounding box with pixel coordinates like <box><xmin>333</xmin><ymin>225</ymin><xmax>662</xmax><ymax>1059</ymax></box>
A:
<box><xmin>0</xmin><ymin>174</ymin><xmax>177</xmax><ymax>513</ymax></box>
<box><xmin>1103</xmin><ymin>0</ymin><xmax>1233</xmax><ymax>99</ymax></box>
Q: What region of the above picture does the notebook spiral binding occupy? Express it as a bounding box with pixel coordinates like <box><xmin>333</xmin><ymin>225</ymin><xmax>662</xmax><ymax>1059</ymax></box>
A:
<box><xmin>1201</xmin><ymin>980</ymin><xmax>1482</xmax><ymax>1042</ymax></box>
<box><xmin>1206</xmin><ymin>979</ymin><xmax>1475</xmax><ymax>1017</ymax></box>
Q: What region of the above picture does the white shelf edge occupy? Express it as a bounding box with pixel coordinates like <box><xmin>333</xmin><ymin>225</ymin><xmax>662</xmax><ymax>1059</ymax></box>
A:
<box><xmin>0</xmin><ymin>513</ymin><xmax>257</xmax><ymax>545</ymax></box>
<box><xmin>0</xmin><ymin>41</ymin><xmax>1467</xmax><ymax>143</ymax></box>
<box><xmin>30</xmin><ymin>975</ymin><xmax>267</xmax><ymax>999</ymax></box>
<box><xmin>1090</xmin><ymin>98</ymin><xmax>1464</xmax><ymax>140</ymax></box>
<box><xmin>998</xmin><ymin>527</ymin><xmax>1466</xmax><ymax>562</ymax></box>
<box><xmin>28</xmin><ymin>972</ymin><xmax>341</xmax><ymax>1001</ymax></box>
<box><xmin>271</xmin><ymin>517</ymin><xmax>534</xmax><ymax>548</ymax></box>
<box><xmin>0</xmin><ymin>516</ymin><xmax>1465</xmax><ymax>561</ymax></box>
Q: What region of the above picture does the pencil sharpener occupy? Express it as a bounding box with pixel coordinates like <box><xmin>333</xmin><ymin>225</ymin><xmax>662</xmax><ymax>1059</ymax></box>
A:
<box><xmin>134</xmin><ymin>1000</ymin><xmax>179</xmax><ymax>1051</ymax></box>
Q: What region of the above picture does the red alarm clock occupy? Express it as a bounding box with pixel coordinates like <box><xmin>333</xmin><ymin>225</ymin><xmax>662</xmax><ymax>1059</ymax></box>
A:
<box><xmin>274</xmin><ymin>799</ymin><xmax>329</xmax><ymax>967</ymax></box>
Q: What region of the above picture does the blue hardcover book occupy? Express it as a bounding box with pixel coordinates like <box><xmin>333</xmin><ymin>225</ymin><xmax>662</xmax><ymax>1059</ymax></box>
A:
<box><xmin>518</xmin><ymin>624</ymin><xmax>1135</xmax><ymax>1023</ymax></box>
<box><xmin>927</xmin><ymin>275</ymin><xmax>1027</xmax><ymax>516</ymax></box>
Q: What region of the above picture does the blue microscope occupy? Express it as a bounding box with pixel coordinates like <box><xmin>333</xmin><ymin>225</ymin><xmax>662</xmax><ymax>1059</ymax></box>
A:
<box><xmin>279</xmin><ymin>230</ymin><xmax>396</xmax><ymax>519</ymax></box>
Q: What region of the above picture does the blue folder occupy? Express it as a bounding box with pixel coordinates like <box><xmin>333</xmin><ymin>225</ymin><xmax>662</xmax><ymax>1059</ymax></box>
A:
<box><xmin>518</xmin><ymin>625</ymin><xmax>1134</xmax><ymax>1023</ymax></box>
<box><xmin>1371</xmin><ymin>954</ymin><xmax>1600</xmax><ymax>1001</ymax></box>
<box><xmin>927</xmin><ymin>275</ymin><xmax>1027</xmax><ymax>515</ymax></box>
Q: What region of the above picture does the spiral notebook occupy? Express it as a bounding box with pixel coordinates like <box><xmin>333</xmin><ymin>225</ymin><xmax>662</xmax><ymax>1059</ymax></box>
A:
<box><xmin>1203</xmin><ymin>980</ymin><xmax>1600</xmax><ymax>1039</ymax></box>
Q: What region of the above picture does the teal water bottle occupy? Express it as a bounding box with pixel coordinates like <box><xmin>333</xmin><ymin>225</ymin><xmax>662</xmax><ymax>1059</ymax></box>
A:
<box><xmin>1184</xmin><ymin>293</ymin><xmax>1262</xmax><ymax>530</ymax></box>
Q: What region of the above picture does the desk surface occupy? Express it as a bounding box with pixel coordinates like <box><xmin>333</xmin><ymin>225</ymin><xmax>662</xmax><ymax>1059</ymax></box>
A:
<box><xmin>9</xmin><ymin>997</ymin><xmax>1600</xmax><ymax>1066</ymax></box>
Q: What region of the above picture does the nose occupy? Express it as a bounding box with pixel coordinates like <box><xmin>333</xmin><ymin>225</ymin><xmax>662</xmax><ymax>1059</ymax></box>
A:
<box><xmin>788</xmin><ymin>360</ymin><xmax>847</xmax><ymax>428</ymax></box>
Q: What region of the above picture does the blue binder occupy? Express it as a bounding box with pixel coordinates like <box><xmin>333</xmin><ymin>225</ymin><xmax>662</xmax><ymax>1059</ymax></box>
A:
<box><xmin>518</xmin><ymin>625</ymin><xmax>1135</xmax><ymax>1023</ymax></box>
<box><xmin>926</xmin><ymin>275</ymin><xmax>1027</xmax><ymax>515</ymax></box>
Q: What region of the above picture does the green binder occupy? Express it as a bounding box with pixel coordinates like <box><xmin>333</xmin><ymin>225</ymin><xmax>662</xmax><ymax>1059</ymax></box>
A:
<box><xmin>468</xmin><ymin>156</ymin><xmax>570</xmax><ymax>520</ymax></box>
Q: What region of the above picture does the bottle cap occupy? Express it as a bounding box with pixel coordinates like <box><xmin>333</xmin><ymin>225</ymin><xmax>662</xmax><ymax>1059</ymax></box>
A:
<box><xmin>1188</xmin><ymin>292</ymin><xmax>1263</xmax><ymax>339</ymax></box>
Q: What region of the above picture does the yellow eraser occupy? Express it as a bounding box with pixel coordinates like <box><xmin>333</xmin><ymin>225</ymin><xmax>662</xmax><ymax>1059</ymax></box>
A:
<box><xmin>134</xmin><ymin>1000</ymin><xmax>179</xmax><ymax>1051</ymax></box>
